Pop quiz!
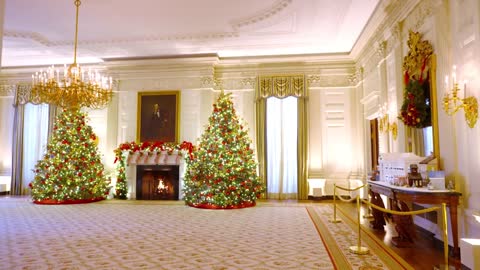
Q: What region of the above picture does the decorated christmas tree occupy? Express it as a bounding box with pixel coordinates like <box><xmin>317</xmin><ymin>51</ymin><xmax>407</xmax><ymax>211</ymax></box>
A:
<box><xmin>29</xmin><ymin>109</ymin><xmax>110</xmax><ymax>204</ymax></box>
<box><xmin>183</xmin><ymin>92</ymin><xmax>264</xmax><ymax>209</ymax></box>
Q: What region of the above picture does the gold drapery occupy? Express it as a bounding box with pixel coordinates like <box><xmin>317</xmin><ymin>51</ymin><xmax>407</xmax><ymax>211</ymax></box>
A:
<box><xmin>257</xmin><ymin>75</ymin><xmax>306</xmax><ymax>99</ymax></box>
<box><xmin>255</xmin><ymin>75</ymin><xmax>309</xmax><ymax>200</ymax></box>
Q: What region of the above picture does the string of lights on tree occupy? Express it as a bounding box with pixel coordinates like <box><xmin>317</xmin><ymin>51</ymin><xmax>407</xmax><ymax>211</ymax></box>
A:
<box><xmin>29</xmin><ymin>110</ymin><xmax>110</xmax><ymax>203</ymax></box>
<box><xmin>183</xmin><ymin>92</ymin><xmax>264</xmax><ymax>209</ymax></box>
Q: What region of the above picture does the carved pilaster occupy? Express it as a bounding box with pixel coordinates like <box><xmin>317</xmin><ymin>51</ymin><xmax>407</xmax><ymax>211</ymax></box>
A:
<box><xmin>392</xmin><ymin>21</ymin><xmax>404</xmax><ymax>45</ymax></box>
<box><xmin>375</xmin><ymin>41</ymin><xmax>388</xmax><ymax>59</ymax></box>
<box><xmin>356</xmin><ymin>67</ymin><xmax>364</xmax><ymax>82</ymax></box>
<box><xmin>348</xmin><ymin>74</ymin><xmax>358</xmax><ymax>85</ymax></box>
<box><xmin>348</xmin><ymin>67</ymin><xmax>364</xmax><ymax>86</ymax></box>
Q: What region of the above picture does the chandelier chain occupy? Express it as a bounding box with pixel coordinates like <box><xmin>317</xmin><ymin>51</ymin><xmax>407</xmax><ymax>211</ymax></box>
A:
<box><xmin>31</xmin><ymin>0</ymin><xmax>112</xmax><ymax>110</ymax></box>
<box><xmin>73</xmin><ymin>0</ymin><xmax>81</xmax><ymax>64</ymax></box>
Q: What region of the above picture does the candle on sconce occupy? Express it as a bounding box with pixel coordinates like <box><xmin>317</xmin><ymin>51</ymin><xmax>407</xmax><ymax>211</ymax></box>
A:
<box><xmin>452</xmin><ymin>65</ymin><xmax>457</xmax><ymax>85</ymax></box>
<box><xmin>463</xmin><ymin>80</ymin><xmax>467</xmax><ymax>98</ymax></box>
<box><xmin>445</xmin><ymin>75</ymin><xmax>449</xmax><ymax>90</ymax></box>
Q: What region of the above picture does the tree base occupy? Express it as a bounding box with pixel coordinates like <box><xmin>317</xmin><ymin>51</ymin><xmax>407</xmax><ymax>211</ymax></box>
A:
<box><xmin>33</xmin><ymin>197</ymin><xmax>105</xmax><ymax>205</ymax></box>
<box><xmin>187</xmin><ymin>201</ymin><xmax>256</xmax><ymax>209</ymax></box>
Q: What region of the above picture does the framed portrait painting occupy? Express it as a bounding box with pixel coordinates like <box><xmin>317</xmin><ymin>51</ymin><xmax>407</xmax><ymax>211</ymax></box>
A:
<box><xmin>137</xmin><ymin>91</ymin><xmax>180</xmax><ymax>143</ymax></box>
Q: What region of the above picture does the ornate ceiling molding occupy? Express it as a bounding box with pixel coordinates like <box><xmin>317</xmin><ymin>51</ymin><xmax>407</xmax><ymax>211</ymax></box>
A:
<box><xmin>353</xmin><ymin>0</ymin><xmax>420</xmax><ymax>62</ymax></box>
<box><xmin>403</xmin><ymin>0</ymin><xmax>434</xmax><ymax>32</ymax></box>
<box><xmin>307</xmin><ymin>74</ymin><xmax>355</xmax><ymax>88</ymax></box>
<box><xmin>4</xmin><ymin>30</ymin><xmax>53</xmax><ymax>46</ymax></box>
<box><xmin>359</xmin><ymin>49</ymin><xmax>383</xmax><ymax>75</ymax></box>
<box><xmin>200</xmin><ymin>76</ymin><xmax>256</xmax><ymax>91</ymax></box>
<box><xmin>0</xmin><ymin>83</ymin><xmax>16</xmax><ymax>97</ymax></box>
<box><xmin>357</xmin><ymin>0</ymin><xmax>426</xmax><ymax>76</ymax></box>
<box><xmin>5</xmin><ymin>29</ymin><xmax>241</xmax><ymax>48</ymax></box>
<box><xmin>348</xmin><ymin>70</ymin><xmax>362</xmax><ymax>86</ymax></box>
<box><xmin>231</xmin><ymin>0</ymin><xmax>293</xmax><ymax>31</ymax></box>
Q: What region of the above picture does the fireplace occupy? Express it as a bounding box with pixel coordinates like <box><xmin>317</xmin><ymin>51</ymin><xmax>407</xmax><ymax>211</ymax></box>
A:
<box><xmin>136</xmin><ymin>165</ymin><xmax>179</xmax><ymax>200</ymax></box>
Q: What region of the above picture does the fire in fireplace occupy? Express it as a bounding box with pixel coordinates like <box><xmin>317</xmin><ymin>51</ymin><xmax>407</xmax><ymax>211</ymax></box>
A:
<box><xmin>156</xmin><ymin>177</ymin><xmax>168</xmax><ymax>195</ymax></box>
<box><xmin>136</xmin><ymin>165</ymin><xmax>179</xmax><ymax>200</ymax></box>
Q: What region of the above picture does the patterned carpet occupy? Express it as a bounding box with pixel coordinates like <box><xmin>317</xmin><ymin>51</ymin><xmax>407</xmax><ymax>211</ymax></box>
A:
<box><xmin>0</xmin><ymin>197</ymin><xmax>412</xmax><ymax>270</ymax></box>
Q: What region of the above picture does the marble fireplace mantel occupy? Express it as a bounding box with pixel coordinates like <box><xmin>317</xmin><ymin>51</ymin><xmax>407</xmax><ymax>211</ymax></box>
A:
<box><xmin>125</xmin><ymin>152</ymin><xmax>186</xmax><ymax>200</ymax></box>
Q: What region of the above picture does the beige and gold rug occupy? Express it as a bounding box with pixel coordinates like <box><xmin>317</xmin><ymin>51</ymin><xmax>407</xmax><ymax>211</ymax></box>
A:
<box><xmin>0</xmin><ymin>197</ymin><xmax>411</xmax><ymax>269</ymax></box>
<box><xmin>306</xmin><ymin>206</ymin><xmax>413</xmax><ymax>270</ymax></box>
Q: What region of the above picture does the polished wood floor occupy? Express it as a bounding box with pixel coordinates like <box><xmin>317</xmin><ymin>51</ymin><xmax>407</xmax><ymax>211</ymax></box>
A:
<box><xmin>321</xmin><ymin>200</ymin><xmax>466</xmax><ymax>270</ymax></box>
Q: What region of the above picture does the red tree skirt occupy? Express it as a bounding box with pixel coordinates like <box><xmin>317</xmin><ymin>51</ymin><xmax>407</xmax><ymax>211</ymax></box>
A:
<box><xmin>33</xmin><ymin>197</ymin><xmax>105</xmax><ymax>205</ymax></box>
<box><xmin>187</xmin><ymin>201</ymin><xmax>256</xmax><ymax>209</ymax></box>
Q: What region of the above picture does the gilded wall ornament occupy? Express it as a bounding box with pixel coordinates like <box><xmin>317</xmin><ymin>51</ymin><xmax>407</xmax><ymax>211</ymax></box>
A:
<box><xmin>402</xmin><ymin>31</ymin><xmax>433</xmax><ymax>81</ymax></box>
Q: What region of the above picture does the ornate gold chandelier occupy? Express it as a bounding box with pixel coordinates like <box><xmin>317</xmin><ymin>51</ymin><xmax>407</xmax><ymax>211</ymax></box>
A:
<box><xmin>31</xmin><ymin>0</ymin><xmax>112</xmax><ymax>110</ymax></box>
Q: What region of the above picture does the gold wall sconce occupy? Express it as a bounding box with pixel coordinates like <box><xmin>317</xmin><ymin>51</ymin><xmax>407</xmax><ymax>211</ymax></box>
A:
<box><xmin>390</xmin><ymin>122</ymin><xmax>398</xmax><ymax>140</ymax></box>
<box><xmin>378</xmin><ymin>113</ymin><xmax>398</xmax><ymax>140</ymax></box>
<box><xmin>443</xmin><ymin>66</ymin><xmax>478</xmax><ymax>128</ymax></box>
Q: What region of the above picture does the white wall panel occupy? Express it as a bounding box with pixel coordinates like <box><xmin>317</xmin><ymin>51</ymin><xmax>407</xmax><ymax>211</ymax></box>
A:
<box><xmin>0</xmin><ymin>96</ymin><xmax>14</xmax><ymax>175</ymax></box>
<box><xmin>308</xmin><ymin>88</ymin><xmax>323</xmax><ymax>175</ymax></box>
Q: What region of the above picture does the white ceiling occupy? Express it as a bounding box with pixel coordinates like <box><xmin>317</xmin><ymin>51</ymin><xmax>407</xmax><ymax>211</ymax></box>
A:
<box><xmin>1</xmin><ymin>0</ymin><xmax>379</xmax><ymax>67</ymax></box>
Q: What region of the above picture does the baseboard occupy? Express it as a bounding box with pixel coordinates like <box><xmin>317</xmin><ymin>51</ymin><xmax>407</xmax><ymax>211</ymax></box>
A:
<box><xmin>415</xmin><ymin>223</ymin><xmax>469</xmax><ymax>269</ymax></box>
<box><xmin>308</xmin><ymin>195</ymin><xmax>353</xmax><ymax>201</ymax></box>
<box><xmin>0</xmin><ymin>191</ymin><xmax>9</xmax><ymax>195</ymax></box>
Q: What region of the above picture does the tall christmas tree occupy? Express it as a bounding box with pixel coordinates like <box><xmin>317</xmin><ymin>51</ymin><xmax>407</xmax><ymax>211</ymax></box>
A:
<box><xmin>183</xmin><ymin>93</ymin><xmax>264</xmax><ymax>209</ymax></box>
<box><xmin>29</xmin><ymin>109</ymin><xmax>110</xmax><ymax>204</ymax></box>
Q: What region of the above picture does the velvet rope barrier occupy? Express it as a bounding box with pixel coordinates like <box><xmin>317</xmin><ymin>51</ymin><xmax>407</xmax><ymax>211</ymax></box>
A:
<box><xmin>362</xmin><ymin>200</ymin><xmax>448</xmax><ymax>268</ymax></box>
<box><xmin>330</xmin><ymin>184</ymin><xmax>366</xmax><ymax>223</ymax></box>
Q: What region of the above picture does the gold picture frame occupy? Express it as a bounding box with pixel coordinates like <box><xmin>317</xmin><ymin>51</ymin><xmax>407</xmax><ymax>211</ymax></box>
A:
<box><xmin>137</xmin><ymin>91</ymin><xmax>180</xmax><ymax>143</ymax></box>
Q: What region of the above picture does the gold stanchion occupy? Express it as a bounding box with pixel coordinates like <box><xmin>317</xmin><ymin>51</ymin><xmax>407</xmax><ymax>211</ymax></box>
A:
<box><xmin>442</xmin><ymin>203</ymin><xmax>449</xmax><ymax>269</ymax></box>
<box><xmin>434</xmin><ymin>203</ymin><xmax>455</xmax><ymax>270</ymax></box>
<box><xmin>349</xmin><ymin>195</ymin><xmax>369</xmax><ymax>254</ymax></box>
<box><xmin>329</xmin><ymin>184</ymin><xmax>341</xmax><ymax>223</ymax></box>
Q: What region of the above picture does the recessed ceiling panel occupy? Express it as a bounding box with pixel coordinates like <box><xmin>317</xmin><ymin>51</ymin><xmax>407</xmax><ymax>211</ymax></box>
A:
<box><xmin>1</xmin><ymin>0</ymin><xmax>379</xmax><ymax>66</ymax></box>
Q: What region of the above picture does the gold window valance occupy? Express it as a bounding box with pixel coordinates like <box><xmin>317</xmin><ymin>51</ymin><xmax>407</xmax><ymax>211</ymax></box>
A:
<box><xmin>256</xmin><ymin>75</ymin><xmax>306</xmax><ymax>100</ymax></box>
<box><xmin>14</xmin><ymin>84</ymin><xmax>33</xmax><ymax>106</ymax></box>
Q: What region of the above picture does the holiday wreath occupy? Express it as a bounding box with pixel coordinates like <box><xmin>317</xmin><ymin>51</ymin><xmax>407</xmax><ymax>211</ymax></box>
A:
<box><xmin>398</xmin><ymin>31</ymin><xmax>433</xmax><ymax>128</ymax></box>
<box><xmin>398</xmin><ymin>73</ymin><xmax>431</xmax><ymax>128</ymax></box>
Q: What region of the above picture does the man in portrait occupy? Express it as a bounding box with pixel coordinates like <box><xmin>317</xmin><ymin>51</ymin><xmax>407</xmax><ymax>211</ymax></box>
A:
<box><xmin>144</xmin><ymin>103</ymin><xmax>169</xmax><ymax>141</ymax></box>
<box><xmin>139</xmin><ymin>93</ymin><xmax>177</xmax><ymax>143</ymax></box>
